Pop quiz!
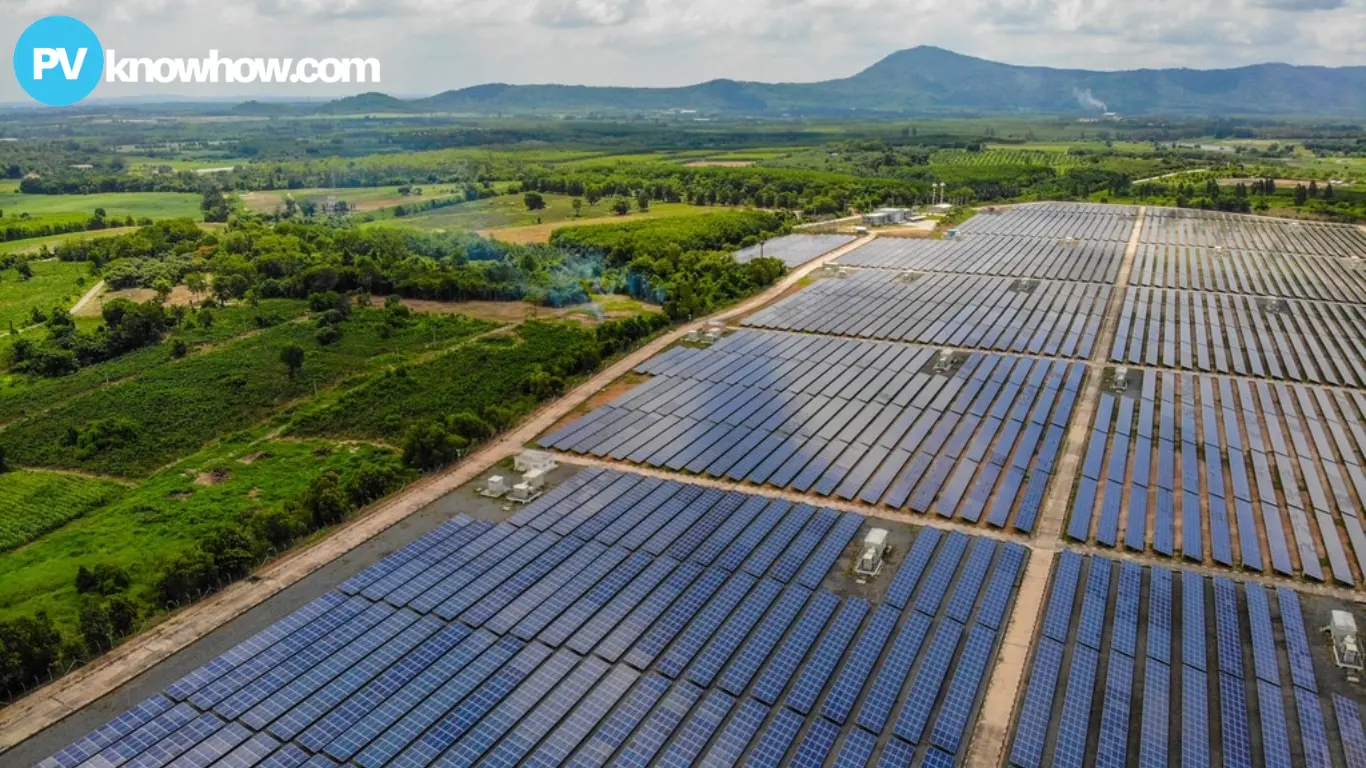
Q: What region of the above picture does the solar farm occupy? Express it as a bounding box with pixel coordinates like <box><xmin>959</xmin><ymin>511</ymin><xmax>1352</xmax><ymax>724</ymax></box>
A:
<box><xmin>733</xmin><ymin>235</ymin><xmax>857</xmax><ymax>268</ymax></box>
<box><xmin>29</xmin><ymin>202</ymin><xmax>1366</xmax><ymax>768</ymax></box>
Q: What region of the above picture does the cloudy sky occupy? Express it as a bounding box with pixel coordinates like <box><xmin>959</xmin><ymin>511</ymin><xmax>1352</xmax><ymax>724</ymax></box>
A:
<box><xmin>3</xmin><ymin>0</ymin><xmax>1366</xmax><ymax>103</ymax></box>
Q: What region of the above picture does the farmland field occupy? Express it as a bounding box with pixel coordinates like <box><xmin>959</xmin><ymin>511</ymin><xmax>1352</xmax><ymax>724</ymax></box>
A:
<box><xmin>373</xmin><ymin>192</ymin><xmax>724</xmax><ymax>239</ymax></box>
<box><xmin>0</xmin><ymin>227</ymin><xmax>138</xmax><ymax>255</ymax></box>
<box><xmin>0</xmin><ymin>191</ymin><xmax>203</xmax><ymax>220</ymax></box>
<box><xmin>0</xmin><ymin>471</ymin><xmax>127</xmax><ymax>552</ymax></box>
<box><xmin>0</xmin><ymin>434</ymin><xmax>397</xmax><ymax>630</ymax></box>
<box><xmin>0</xmin><ymin>309</ymin><xmax>498</xmax><ymax>477</ymax></box>
<box><xmin>930</xmin><ymin>148</ymin><xmax>1082</xmax><ymax>168</ymax></box>
<box><xmin>0</xmin><ymin>258</ymin><xmax>93</xmax><ymax>331</ymax></box>
<box><xmin>239</xmin><ymin>185</ymin><xmax>468</xmax><ymax>214</ymax></box>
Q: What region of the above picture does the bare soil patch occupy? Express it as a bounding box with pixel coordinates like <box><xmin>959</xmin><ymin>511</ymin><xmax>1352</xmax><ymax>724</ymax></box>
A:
<box><xmin>76</xmin><ymin>285</ymin><xmax>198</xmax><ymax>317</ymax></box>
<box><xmin>194</xmin><ymin>468</ymin><xmax>232</xmax><ymax>487</ymax></box>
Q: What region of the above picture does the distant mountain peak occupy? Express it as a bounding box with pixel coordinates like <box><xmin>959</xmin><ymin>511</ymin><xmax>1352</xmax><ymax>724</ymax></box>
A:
<box><xmin>302</xmin><ymin>47</ymin><xmax>1366</xmax><ymax>117</ymax></box>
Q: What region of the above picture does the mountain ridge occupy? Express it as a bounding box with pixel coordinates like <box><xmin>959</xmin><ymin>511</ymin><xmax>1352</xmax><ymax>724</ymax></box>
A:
<box><xmin>295</xmin><ymin>46</ymin><xmax>1366</xmax><ymax>117</ymax></box>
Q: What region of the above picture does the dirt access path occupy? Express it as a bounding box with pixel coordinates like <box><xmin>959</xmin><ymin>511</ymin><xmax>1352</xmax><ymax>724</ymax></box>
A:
<box><xmin>0</xmin><ymin>232</ymin><xmax>876</xmax><ymax>756</ymax></box>
<box><xmin>963</xmin><ymin>206</ymin><xmax>1146</xmax><ymax>767</ymax></box>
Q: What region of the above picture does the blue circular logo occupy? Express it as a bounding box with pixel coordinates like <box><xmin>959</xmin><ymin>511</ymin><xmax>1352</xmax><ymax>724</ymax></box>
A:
<box><xmin>13</xmin><ymin>16</ymin><xmax>103</xmax><ymax>106</ymax></box>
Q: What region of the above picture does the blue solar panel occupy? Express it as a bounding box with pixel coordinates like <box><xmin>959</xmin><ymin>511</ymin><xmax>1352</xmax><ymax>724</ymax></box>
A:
<box><xmin>38</xmin><ymin>695</ymin><xmax>175</xmax><ymax>768</ymax></box>
<box><xmin>1181</xmin><ymin>572</ymin><xmax>1206</xmax><ymax>671</ymax></box>
<box><xmin>655</xmin><ymin>689</ymin><xmax>734</xmax><ymax>767</ymax></box>
<box><xmin>976</xmin><ymin>544</ymin><xmax>1025</xmax><ymax>631</ymax></box>
<box><xmin>1052</xmin><ymin>644</ymin><xmax>1100</xmax><ymax>768</ymax></box>
<box><xmin>823</xmin><ymin>604</ymin><xmax>899</xmax><ymax>724</ymax></box>
<box><xmin>567</xmin><ymin>673</ymin><xmax>670</xmax><ymax>768</ymax></box>
<box><xmin>916</xmin><ymin>532</ymin><xmax>969</xmax><ymax>617</ymax></box>
<box><xmin>1286</xmin><ymin>692</ymin><xmax>1330</xmax><ymax>768</ymax></box>
<box><xmin>699</xmin><ymin>696</ymin><xmax>767</xmax><ymax>767</ymax></box>
<box><xmin>1218</xmin><ymin>672</ymin><xmax>1253</xmax><ymax>768</ymax></box>
<box><xmin>1095</xmin><ymin>652</ymin><xmax>1134</xmax><ymax>768</ymax></box>
<box><xmin>787</xmin><ymin>597</ymin><xmax>870</xmax><ymax>714</ymax></box>
<box><xmin>1111</xmin><ymin>562</ymin><xmax>1141</xmax><ymax>658</ymax></box>
<box><xmin>744</xmin><ymin>707</ymin><xmax>804</xmax><ymax>768</ymax></box>
<box><xmin>657</xmin><ymin>572</ymin><xmax>758</xmax><ymax>679</ymax></box>
<box><xmin>884</xmin><ymin>529</ymin><xmax>943</xmax><ymax>610</ymax></box>
<box><xmin>1138</xmin><ymin>659</ymin><xmax>1169</xmax><ymax>768</ymax></box>
<box><xmin>523</xmin><ymin>666</ymin><xmax>638</xmax><ymax>768</ymax></box>
<box><xmin>893</xmin><ymin>620</ymin><xmax>964</xmax><ymax>745</ymax></box>
<box><xmin>1182</xmin><ymin>667</ymin><xmax>1210</xmax><ymax>768</ymax></box>
<box><xmin>687</xmin><ymin>578</ymin><xmax>783</xmax><ymax>687</ymax></box>
<box><xmin>1008</xmin><ymin>638</ymin><xmax>1064</xmax><ymax>768</ymax></box>
<box><xmin>1076</xmin><ymin>557</ymin><xmax>1112</xmax><ymax>651</ymax></box>
<box><xmin>612</xmin><ymin>681</ymin><xmax>702</xmax><ymax>768</ymax></box>
<box><xmin>751</xmin><ymin>590</ymin><xmax>841</xmax><ymax>705</ymax></box>
<box><xmin>1275</xmin><ymin>588</ymin><xmax>1317</xmax><ymax>692</ymax></box>
<box><xmin>1147</xmin><ymin>567</ymin><xmax>1172</xmax><ymax>664</ymax></box>
<box><xmin>930</xmin><ymin>624</ymin><xmax>996</xmax><ymax>754</ymax></box>
<box><xmin>1212</xmin><ymin>578</ymin><xmax>1243</xmax><ymax>677</ymax></box>
<box><xmin>1042</xmin><ymin>551</ymin><xmax>1083</xmax><ymax>643</ymax></box>
<box><xmin>879</xmin><ymin>736</ymin><xmax>917</xmax><ymax>768</ymax></box>
<box><xmin>797</xmin><ymin>513</ymin><xmax>864</xmax><ymax>589</ymax></box>
<box><xmin>1337</xmin><ymin>695</ymin><xmax>1366</xmax><ymax>768</ymax></box>
<box><xmin>1256</xmin><ymin>679</ymin><xmax>1293</xmax><ymax>768</ymax></box>
<box><xmin>1243</xmin><ymin>584</ymin><xmax>1280</xmax><ymax>685</ymax></box>
<box><xmin>832</xmin><ymin>727</ymin><xmax>877</xmax><ymax>768</ymax></box>
<box><xmin>789</xmin><ymin>717</ymin><xmax>840</xmax><ymax>768</ymax></box>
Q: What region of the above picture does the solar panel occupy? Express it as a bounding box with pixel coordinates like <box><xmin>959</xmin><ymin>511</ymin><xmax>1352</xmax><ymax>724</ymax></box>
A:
<box><xmin>1181</xmin><ymin>572</ymin><xmax>1206</xmax><ymax>671</ymax></box>
<box><xmin>1095</xmin><ymin>653</ymin><xmax>1134</xmax><ymax>768</ymax></box>
<box><xmin>1218</xmin><ymin>672</ymin><xmax>1253</xmax><ymax>768</ymax></box>
<box><xmin>613</xmin><ymin>681</ymin><xmax>702</xmax><ymax>767</ymax></box>
<box><xmin>1181</xmin><ymin>667</ymin><xmax>1210</xmax><ymax>768</ymax></box>
<box><xmin>568</xmin><ymin>673</ymin><xmax>670</xmax><ymax>768</ymax></box>
<box><xmin>744</xmin><ymin>707</ymin><xmax>804</xmax><ymax>768</ymax></box>
<box><xmin>786</xmin><ymin>598</ymin><xmax>870</xmax><ymax>715</ymax></box>
<box><xmin>1041</xmin><ymin>551</ymin><xmax>1083</xmax><ymax>643</ymax></box>
<box><xmin>823</xmin><ymin>604</ymin><xmax>900</xmax><ymax>724</ymax></box>
<box><xmin>1008</xmin><ymin>638</ymin><xmax>1064</xmax><ymax>768</ymax></box>
<box><xmin>1138</xmin><ymin>659</ymin><xmax>1170</xmax><ymax>768</ymax></box>
<box><xmin>655</xmin><ymin>688</ymin><xmax>734</xmax><ymax>767</ymax></box>
<box><xmin>789</xmin><ymin>717</ymin><xmax>840</xmax><ymax>768</ymax></box>
<box><xmin>1292</xmin><ymin>687</ymin><xmax>1332</xmax><ymax>768</ymax></box>
<box><xmin>1212</xmin><ymin>578</ymin><xmax>1244</xmax><ymax>677</ymax></box>
<box><xmin>832</xmin><ymin>727</ymin><xmax>877</xmax><ymax>768</ymax></box>
<box><xmin>1275</xmin><ymin>587</ymin><xmax>1318</xmax><ymax>692</ymax></box>
<box><xmin>930</xmin><ymin>625</ymin><xmax>997</xmax><ymax>753</ymax></box>
<box><xmin>1256</xmin><ymin>679</ymin><xmax>1293</xmax><ymax>768</ymax></box>
<box><xmin>893</xmin><ymin>620</ymin><xmax>964</xmax><ymax>745</ymax></box>
<box><xmin>1336</xmin><ymin>695</ymin><xmax>1366</xmax><ymax>768</ymax></box>
<box><xmin>1052</xmin><ymin>645</ymin><xmax>1100</xmax><ymax>768</ymax></box>
<box><xmin>698</xmin><ymin>696</ymin><xmax>767</xmax><ymax>767</ymax></box>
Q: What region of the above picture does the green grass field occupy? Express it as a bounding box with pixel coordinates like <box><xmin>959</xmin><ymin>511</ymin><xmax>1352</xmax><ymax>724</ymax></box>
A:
<box><xmin>0</xmin><ymin>227</ymin><xmax>139</xmax><ymax>256</ymax></box>
<box><xmin>0</xmin><ymin>309</ymin><xmax>498</xmax><ymax>477</ymax></box>
<box><xmin>240</xmin><ymin>185</ymin><xmax>469</xmax><ymax>214</ymax></box>
<box><xmin>0</xmin><ymin>258</ymin><xmax>94</xmax><ymax>331</ymax></box>
<box><xmin>0</xmin><ymin>434</ymin><xmax>395</xmax><ymax>630</ymax></box>
<box><xmin>0</xmin><ymin>470</ymin><xmax>127</xmax><ymax>552</ymax></box>
<box><xmin>0</xmin><ymin>191</ymin><xmax>202</xmax><ymax>220</ymax></box>
<box><xmin>374</xmin><ymin>193</ymin><xmax>725</xmax><ymax>239</ymax></box>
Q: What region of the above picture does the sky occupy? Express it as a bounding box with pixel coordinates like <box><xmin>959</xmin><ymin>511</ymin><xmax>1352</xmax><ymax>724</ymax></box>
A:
<box><xmin>3</xmin><ymin>0</ymin><xmax>1366</xmax><ymax>103</ymax></box>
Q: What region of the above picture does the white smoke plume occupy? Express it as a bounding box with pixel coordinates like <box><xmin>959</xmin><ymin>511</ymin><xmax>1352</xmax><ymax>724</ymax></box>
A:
<box><xmin>1073</xmin><ymin>87</ymin><xmax>1107</xmax><ymax>112</ymax></box>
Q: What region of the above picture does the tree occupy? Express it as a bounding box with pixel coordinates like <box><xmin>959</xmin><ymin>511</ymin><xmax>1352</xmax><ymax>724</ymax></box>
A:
<box><xmin>402</xmin><ymin>421</ymin><xmax>467</xmax><ymax>471</ymax></box>
<box><xmin>78</xmin><ymin>598</ymin><xmax>113</xmax><ymax>654</ymax></box>
<box><xmin>184</xmin><ymin>272</ymin><xmax>207</xmax><ymax>305</ymax></box>
<box><xmin>0</xmin><ymin>446</ymin><xmax>6</xmax><ymax>473</ymax></box>
<box><xmin>571</xmin><ymin>198</ymin><xmax>583</xmax><ymax>217</ymax></box>
<box><xmin>636</xmin><ymin>193</ymin><xmax>650</xmax><ymax>212</ymax></box>
<box><xmin>1309</xmin><ymin>180</ymin><xmax>1319</xmax><ymax>198</ymax></box>
<box><xmin>1294</xmin><ymin>185</ymin><xmax>1309</xmax><ymax>206</ymax></box>
<box><xmin>1325</xmin><ymin>183</ymin><xmax>1335</xmax><ymax>200</ymax></box>
<box><xmin>613</xmin><ymin>198</ymin><xmax>631</xmax><ymax>216</ymax></box>
<box><xmin>280</xmin><ymin>343</ymin><xmax>305</xmax><ymax>379</ymax></box>
<box><xmin>16</xmin><ymin>260</ymin><xmax>32</xmax><ymax>280</ymax></box>
<box><xmin>106</xmin><ymin>595</ymin><xmax>138</xmax><ymax>637</ymax></box>
<box><xmin>153</xmin><ymin>278</ymin><xmax>173</xmax><ymax>304</ymax></box>
<box><xmin>524</xmin><ymin>192</ymin><xmax>546</xmax><ymax>211</ymax></box>
<box><xmin>300</xmin><ymin>471</ymin><xmax>350</xmax><ymax>527</ymax></box>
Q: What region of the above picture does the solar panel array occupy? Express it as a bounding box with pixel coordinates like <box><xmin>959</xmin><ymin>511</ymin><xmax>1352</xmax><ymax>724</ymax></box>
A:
<box><xmin>1140</xmin><ymin>208</ymin><xmax>1366</xmax><ymax>258</ymax></box>
<box><xmin>742</xmin><ymin>271</ymin><xmax>1111</xmax><ymax>359</ymax></box>
<box><xmin>1111</xmin><ymin>287</ymin><xmax>1366</xmax><ymax>387</ymax></box>
<box><xmin>43</xmin><ymin>468</ymin><xmax>1028</xmax><ymax>768</ymax></box>
<box><xmin>1008</xmin><ymin>552</ymin><xmax>1361</xmax><ymax>768</ymax></box>
<box><xmin>733</xmin><ymin>234</ymin><xmax>856</xmax><ymax>268</ymax></box>
<box><xmin>539</xmin><ymin>329</ymin><xmax>1084</xmax><ymax>531</ymax></box>
<box><xmin>953</xmin><ymin>204</ymin><xmax>1139</xmax><ymax>241</ymax></box>
<box><xmin>1129</xmin><ymin>243</ymin><xmax>1366</xmax><ymax>304</ymax></box>
<box><xmin>1068</xmin><ymin>367</ymin><xmax>1366</xmax><ymax>586</ymax></box>
<box><xmin>835</xmin><ymin>234</ymin><xmax>1124</xmax><ymax>284</ymax></box>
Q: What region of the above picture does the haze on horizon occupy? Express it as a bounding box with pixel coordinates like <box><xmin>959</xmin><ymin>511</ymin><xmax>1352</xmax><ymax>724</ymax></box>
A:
<box><xmin>3</xmin><ymin>0</ymin><xmax>1366</xmax><ymax>103</ymax></box>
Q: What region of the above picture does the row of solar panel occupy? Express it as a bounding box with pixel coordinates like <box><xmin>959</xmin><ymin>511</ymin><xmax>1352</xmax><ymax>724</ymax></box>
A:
<box><xmin>733</xmin><ymin>234</ymin><xmax>856</xmax><ymax>268</ymax></box>
<box><xmin>1130</xmin><ymin>243</ymin><xmax>1366</xmax><ymax>305</ymax></box>
<box><xmin>834</xmin><ymin>233</ymin><xmax>1124</xmax><ymax>284</ymax></box>
<box><xmin>743</xmin><ymin>270</ymin><xmax>1110</xmax><ymax>360</ymax></box>
<box><xmin>1010</xmin><ymin>552</ymin><xmax>1364</xmax><ymax>768</ymax></box>
<box><xmin>542</xmin><ymin>342</ymin><xmax>1084</xmax><ymax>531</ymax></box>
<box><xmin>1110</xmin><ymin>286</ymin><xmax>1366</xmax><ymax>387</ymax></box>
<box><xmin>954</xmin><ymin>205</ymin><xmax>1138</xmax><ymax>242</ymax></box>
<box><xmin>1067</xmin><ymin>369</ymin><xmax>1366</xmax><ymax>587</ymax></box>
<box><xmin>44</xmin><ymin>470</ymin><xmax>1028</xmax><ymax>768</ymax></box>
<box><xmin>1140</xmin><ymin>208</ymin><xmax>1366</xmax><ymax>259</ymax></box>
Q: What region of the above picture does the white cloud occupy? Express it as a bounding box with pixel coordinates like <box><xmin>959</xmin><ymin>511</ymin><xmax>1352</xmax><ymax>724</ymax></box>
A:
<box><xmin>1</xmin><ymin>0</ymin><xmax>1363</xmax><ymax>102</ymax></box>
